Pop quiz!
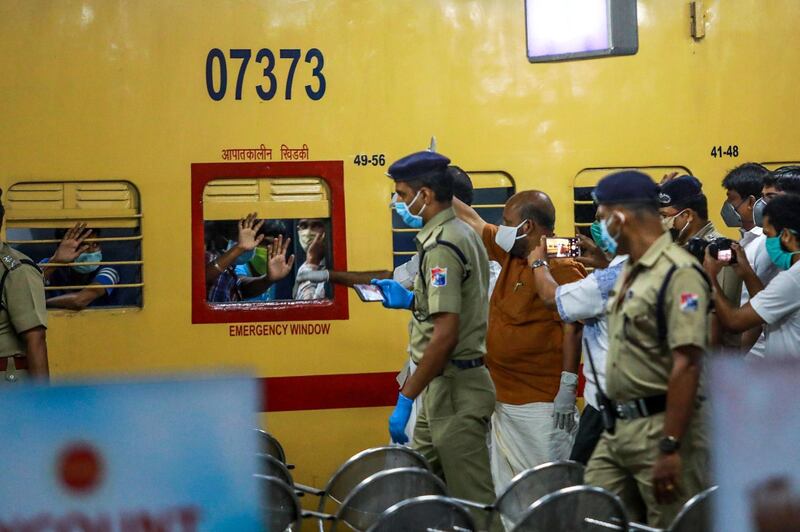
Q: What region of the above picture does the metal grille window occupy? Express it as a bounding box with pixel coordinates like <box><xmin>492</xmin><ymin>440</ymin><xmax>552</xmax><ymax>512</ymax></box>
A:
<box><xmin>5</xmin><ymin>181</ymin><xmax>143</xmax><ymax>309</ymax></box>
<box><xmin>391</xmin><ymin>171</ymin><xmax>515</xmax><ymax>268</ymax></box>
<box><xmin>202</xmin><ymin>176</ymin><xmax>333</xmax><ymax>304</ymax></box>
<box><xmin>572</xmin><ymin>167</ymin><xmax>691</xmax><ymax>237</ymax></box>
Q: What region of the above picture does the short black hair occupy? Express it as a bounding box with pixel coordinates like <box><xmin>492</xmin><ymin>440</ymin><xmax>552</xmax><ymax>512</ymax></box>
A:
<box><xmin>407</xmin><ymin>168</ymin><xmax>454</xmax><ymax>203</ymax></box>
<box><xmin>675</xmin><ymin>194</ymin><xmax>709</xmax><ymax>220</ymax></box>
<box><xmin>259</xmin><ymin>219</ymin><xmax>288</xmax><ymax>238</ymax></box>
<box><xmin>448</xmin><ymin>166</ymin><xmax>474</xmax><ymax>206</ymax></box>
<box><xmin>769</xmin><ymin>165</ymin><xmax>800</xmax><ymax>195</ymax></box>
<box><xmin>722</xmin><ymin>163</ymin><xmax>769</xmax><ymax>199</ymax></box>
<box><xmin>763</xmin><ymin>193</ymin><xmax>800</xmax><ymax>234</ymax></box>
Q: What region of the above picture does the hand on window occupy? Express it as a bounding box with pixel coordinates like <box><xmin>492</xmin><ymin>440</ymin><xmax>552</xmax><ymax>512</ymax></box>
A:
<box><xmin>267</xmin><ymin>235</ymin><xmax>295</xmax><ymax>282</ymax></box>
<box><xmin>306</xmin><ymin>232</ymin><xmax>326</xmax><ymax>266</ymax></box>
<box><xmin>52</xmin><ymin>222</ymin><xmax>93</xmax><ymax>263</ymax></box>
<box><xmin>237</xmin><ymin>213</ymin><xmax>265</xmax><ymax>251</ymax></box>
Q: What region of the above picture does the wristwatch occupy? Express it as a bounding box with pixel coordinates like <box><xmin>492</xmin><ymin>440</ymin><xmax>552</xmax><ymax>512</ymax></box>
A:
<box><xmin>530</xmin><ymin>259</ymin><xmax>549</xmax><ymax>270</ymax></box>
<box><xmin>658</xmin><ymin>436</ymin><xmax>681</xmax><ymax>454</ymax></box>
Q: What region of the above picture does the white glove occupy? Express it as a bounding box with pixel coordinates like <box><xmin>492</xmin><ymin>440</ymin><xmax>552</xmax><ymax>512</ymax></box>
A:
<box><xmin>295</xmin><ymin>269</ymin><xmax>329</xmax><ymax>283</ymax></box>
<box><xmin>553</xmin><ymin>371</ymin><xmax>578</xmax><ymax>432</ymax></box>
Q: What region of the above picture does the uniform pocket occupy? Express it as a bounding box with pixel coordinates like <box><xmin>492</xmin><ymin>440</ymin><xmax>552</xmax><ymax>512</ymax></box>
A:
<box><xmin>450</xmin><ymin>367</ymin><xmax>496</xmax><ymax>419</ymax></box>
<box><xmin>622</xmin><ymin>298</ymin><xmax>660</xmax><ymax>351</ymax></box>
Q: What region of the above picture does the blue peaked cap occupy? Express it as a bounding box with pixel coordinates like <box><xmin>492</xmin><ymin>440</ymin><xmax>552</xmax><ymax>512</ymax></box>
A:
<box><xmin>592</xmin><ymin>170</ymin><xmax>660</xmax><ymax>205</ymax></box>
<box><xmin>387</xmin><ymin>151</ymin><xmax>451</xmax><ymax>182</ymax></box>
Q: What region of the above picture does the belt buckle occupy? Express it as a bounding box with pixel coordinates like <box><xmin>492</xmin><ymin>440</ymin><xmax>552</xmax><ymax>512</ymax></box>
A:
<box><xmin>616</xmin><ymin>402</ymin><xmax>636</xmax><ymax>420</ymax></box>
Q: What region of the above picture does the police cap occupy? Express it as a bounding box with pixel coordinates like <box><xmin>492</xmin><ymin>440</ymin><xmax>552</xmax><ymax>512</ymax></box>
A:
<box><xmin>592</xmin><ymin>170</ymin><xmax>659</xmax><ymax>205</ymax></box>
<box><xmin>659</xmin><ymin>175</ymin><xmax>704</xmax><ymax>207</ymax></box>
<box><xmin>387</xmin><ymin>151</ymin><xmax>451</xmax><ymax>183</ymax></box>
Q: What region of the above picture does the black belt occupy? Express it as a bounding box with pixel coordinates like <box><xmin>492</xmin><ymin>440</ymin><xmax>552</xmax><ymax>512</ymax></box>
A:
<box><xmin>450</xmin><ymin>357</ymin><xmax>485</xmax><ymax>370</ymax></box>
<box><xmin>613</xmin><ymin>394</ymin><xmax>667</xmax><ymax>420</ymax></box>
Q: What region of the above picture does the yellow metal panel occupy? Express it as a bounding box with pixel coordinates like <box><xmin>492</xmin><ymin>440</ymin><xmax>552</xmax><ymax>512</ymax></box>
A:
<box><xmin>2</xmin><ymin>0</ymin><xmax>799</xmax><ymax>493</ymax></box>
<box><xmin>466</xmin><ymin>171</ymin><xmax>515</xmax><ymax>190</ymax></box>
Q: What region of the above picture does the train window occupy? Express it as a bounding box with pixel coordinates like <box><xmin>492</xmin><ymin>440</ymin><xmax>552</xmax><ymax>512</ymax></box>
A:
<box><xmin>392</xmin><ymin>171</ymin><xmax>515</xmax><ymax>269</ymax></box>
<box><xmin>191</xmin><ymin>161</ymin><xmax>348</xmax><ymax>324</ymax></box>
<box><xmin>4</xmin><ymin>181</ymin><xmax>143</xmax><ymax>310</ymax></box>
<box><xmin>572</xmin><ymin>167</ymin><xmax>691</xmax><ymax>238</ymax></box>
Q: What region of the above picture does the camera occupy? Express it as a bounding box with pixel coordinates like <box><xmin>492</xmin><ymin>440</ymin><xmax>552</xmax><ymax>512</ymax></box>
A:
<box><xmin>685</xmin><ymin>237</ymin><xmax>737</xmax><ymax>264</ymax></box>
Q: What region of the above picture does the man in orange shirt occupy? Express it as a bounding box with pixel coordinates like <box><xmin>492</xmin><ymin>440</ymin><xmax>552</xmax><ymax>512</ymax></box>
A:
<box><xmin>454</xmin><ymin>191</ymin><xmax>586</xmax><ymax>494</ymax></box>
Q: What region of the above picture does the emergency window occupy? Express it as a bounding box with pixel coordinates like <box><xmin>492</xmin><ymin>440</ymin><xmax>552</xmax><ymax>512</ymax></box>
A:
<box><xmin>202</xmin><ymin>177</ymin><xmax>333</xmax><ymax>304</ymax></box>
<box><xmin>392</xmin><ymin>171</ymin><xmax>516</xmax><ymax>268</ymax></box>
<box><xmin>572</xmin><ymin>167</ymin><xmax>691</xmax><ymax>238</ymax></box>
<box><xmin>4</xmin><ymin>181</ymin><xmax>143</xmax><ymax>309</ymax></box>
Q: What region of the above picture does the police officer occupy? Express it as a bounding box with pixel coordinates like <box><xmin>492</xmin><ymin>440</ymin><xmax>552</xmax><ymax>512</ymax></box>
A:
<box><xmin>659</xmin><ymin>174</ymin><xmax>741</xmax><ymax>348</ymax></box>
<box><xmin>0</xmin><ymin>190</ymin><xmax>49</xmax><ymax>384</ymax></box>
<box><xmin>584</xmin><ymin>171</ymin><xmax>710</xmax><ymax>528</ymax></box>
<box><xmin>371</xmin><ymin>151</ymin><xmax>498</xmax><ymax>516</ymax></box>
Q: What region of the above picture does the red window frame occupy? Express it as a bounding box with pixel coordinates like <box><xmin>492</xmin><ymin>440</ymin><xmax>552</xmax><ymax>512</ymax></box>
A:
<box><xmin>191</xmin><ymin>161</ymin><xmax>349</xmax><ymax>324</ymax></box>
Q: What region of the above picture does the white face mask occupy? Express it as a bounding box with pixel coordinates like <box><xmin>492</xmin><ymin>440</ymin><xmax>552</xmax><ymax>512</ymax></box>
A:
<box><xmin>298</xmin><ymin>228</ymin><xmax>318</xmax><ymax>252</ymax></box>
<box><xmin>494</xmin><ymin>219</ymin><xmax>528</xmax><ymax>253</ymax></box>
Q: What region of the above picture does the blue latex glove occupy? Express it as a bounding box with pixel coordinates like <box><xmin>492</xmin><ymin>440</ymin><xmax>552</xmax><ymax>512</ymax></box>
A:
<box><xmin>371</xmin><ymin>279</ymin><xmax>414</xmax><ymax>310</ymax></box>
<box><xmin>389</xmin><ymin>393</ymin><xmax>414</xmax><ymax>444</ymax></box>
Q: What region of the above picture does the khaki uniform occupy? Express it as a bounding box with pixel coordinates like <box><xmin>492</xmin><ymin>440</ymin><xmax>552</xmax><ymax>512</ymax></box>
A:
<box><xmin>0</xmin><ymin>243</ymin><xmax>48</xmax><ymax>384</ymax></box>
<box><xmin>585</xmin><ymin>233</ymin><xmax>710</xmax><ymax>527</ymax></box>
<box><xmin>408</xmin><ymin>207</ymin><xmax>497</xmax><ymax>510</ymax></box>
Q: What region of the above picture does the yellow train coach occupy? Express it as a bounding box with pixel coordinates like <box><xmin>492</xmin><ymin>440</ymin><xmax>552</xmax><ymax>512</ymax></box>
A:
<box><xmin>2</xmin><ymin>0</ymin><xmax>799</xmax><ymax>490</ymax></box>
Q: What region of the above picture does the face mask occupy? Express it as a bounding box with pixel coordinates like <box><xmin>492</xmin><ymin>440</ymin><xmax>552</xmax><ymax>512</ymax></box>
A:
<box><xmin>298</xmin><ymin>229</ymin><xmax>319</xmax><ymax>252</ymax></box>
<box><xmin>494</xmin><ymin>219</ymin><xmax>529</xmax><ymax>253</ymax></box>
<box><xmin>599</xmin><ymin>212</ymin><xmax>624</xmax><ymax>256</ymax></box>
<box><xmin>225</xmin><ymin>240</ymin><xmax>254</xmax><ymax>265</ymax></box>
<box><xmin>721</xmin><ymin>200</ymin><xmax>745</xmax><ymax>228</ymax></box>
<box><xmin>73</xmin><ymin>251</ymin><xmax>102</xmax><ymax>274</ymax></box>
<box><xmin>249</xmin><ymin>247</ymin><xmax>269</xmax><ymax>276</ymax></box>
<box><xmin>664</xmin><ymin>210</ymin><xmax>691</xmax><ymax>243</ymax></box>
<box><xmin>590</xmin><ymin>221</ymin><xmax>612</xmax><ymax>254</ymax></box>
<box><xmin>766</xmin><ymin>230</ymin><xmax>800</xmax><ymax>270</ymax></box>
<box><xmin>753</xmin><ymin>197</ymin><xmax>767</xmax><ymax>228</ymax></box>
<box><xmin>392</xmin><ymin>192</ymin><xmax>425</xmax><ymax>229</ymax></box>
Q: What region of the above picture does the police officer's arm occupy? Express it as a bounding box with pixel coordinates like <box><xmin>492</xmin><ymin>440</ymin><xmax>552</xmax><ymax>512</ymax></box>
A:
<box><xmin>400</xmin><ymin>246</ymin><xmax>465</xmax><ymax>399</ymax></box>
<box><xmin>5</xmin><ymin>266</ymin><xmax>48</xmax><ymax>378</ymax></box>
<box><xmin>452</xmin><ymin>198</ymin><xmax>486</xmax><ymax>236</ymax></box>
<box><xmin>401</xmin><ymin>313</ymin><xmax>460</xmax><ymax>399</ymax></box>
<box><xmin>653</xmin><ymin>268</ymin><xmax>710</xmax><ymax>503</ymax></box>
<box><xmin>21</xmin><ymin>326</ymin><xmax>47</xmax><ymax>379</ymax></box>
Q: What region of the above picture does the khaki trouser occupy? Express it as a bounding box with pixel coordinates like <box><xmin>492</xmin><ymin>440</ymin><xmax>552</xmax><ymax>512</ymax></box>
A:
<box><xmin>584</xmin><ymin>408</ymin><xmax>709</xmax><ymax>528</ymax></box>
<box><xmin>0</xmin><ymin>356</ymin><xmax>27</xmax><ymax>385</ymax></box>
<box><xmin>413</xmin><ymin>364</ymin><xmax>500</xmax><ymax>530</ymax></box>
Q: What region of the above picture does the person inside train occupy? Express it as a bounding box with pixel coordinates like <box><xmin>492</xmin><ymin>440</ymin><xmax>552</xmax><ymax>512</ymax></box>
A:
<box><xmin>234</xmin><ymin>220</ymin><xmax>288</xmax><ymax>302</ymax></box>
<box><xmin>755</xmin><ymin>165</ymin><xmax>800</xmax><ymax>227</ymax></box>
<box><xmin>204</xmin><ymin>214</ymin><xmax>294</xmax><ymax>303</ymax></box>
<box><xmin>39</xmin><ymin>223</ymin><xmax>120</xmax><ymax>310</ymax></box>
<box><xmin>293</xmin><ymin>218</ymin><xmax>329</xmax><ymax>300</ymax></box>
<box><xmin>705</xmin><ymin>193</ymin><xmax>800</xmax><ymax>359</ymax></box>
<box><xmin>451</xmin><ymin>189</ymin><xmax>586</xmax><ymax>495</ymax></box>
<box><xmin>720</xmin><ymin>163</ymin><xmax>779</xmax><ymax>359</ymax></box>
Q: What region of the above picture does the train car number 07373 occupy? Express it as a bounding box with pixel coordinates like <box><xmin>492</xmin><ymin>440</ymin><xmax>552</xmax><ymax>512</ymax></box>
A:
<box><xmin>205</xmin><ymin>48</ymin><xmax>326</xmax><ymax>102</ymax></box>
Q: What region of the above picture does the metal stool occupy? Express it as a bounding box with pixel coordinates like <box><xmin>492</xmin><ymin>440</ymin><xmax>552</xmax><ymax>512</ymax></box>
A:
<box><xmin>511</xmin><ymin>485</ymin><xmax>628</xmax><ymax>532</ymax></box>
<box><xmin>367</xmin><ymin>495</ymin><xmax>475</xmax><ymax>532</ymax></box>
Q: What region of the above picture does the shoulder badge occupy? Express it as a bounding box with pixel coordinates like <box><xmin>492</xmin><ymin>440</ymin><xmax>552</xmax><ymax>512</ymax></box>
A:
<box><xmin>680</xmin><ymin>292</ymin><xmax>699</xmax><ymax>312</ymax></box>
<box><xmin>0</xmin><ymin>254</ymin><xmax>19</xmax><ymax>271</ymax></box>
<box><xmin>430</xmin><ymin>266</ymin><xmax>447</xmax><ymax>287</ymax></box>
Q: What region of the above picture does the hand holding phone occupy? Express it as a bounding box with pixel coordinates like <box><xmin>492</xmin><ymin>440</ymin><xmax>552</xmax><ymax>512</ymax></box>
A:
<box><xmin>353</xmin><ymin>284</ymin><xmax>385</xmax><ymax>302</ymax></box>
<box><xmin>546</xmin><ymin>237</ymin><xmax>581</xmax><ymax>258</ymax></box>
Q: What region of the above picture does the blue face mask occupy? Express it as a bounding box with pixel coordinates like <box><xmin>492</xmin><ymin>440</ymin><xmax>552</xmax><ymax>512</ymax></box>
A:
<box><xmin>392</xmin><ymin>192</ymin><xmax>425</xmax><ymax>229</ymax></box>
<box><xmin>225</xmin><ymin>240</ymin><xmax>254</xmax><ymax>265</ymax></box>
<box><xmin>590</xmin><ymin>221</ymin><xmax>610</xmax><ymax>253</ymax></box>
<box><xmin>765</xmin><ymin>231</ymin><xmax>800</xmax><ymax>270</ymax></box>
<box><xmin>599</xmin><ymin>213</ymin><xmax>623</xmax><ymax>257</ymax></box>
<box><xmin>73</xmin><ymin>251</ymin><xmax>102</xmax><ymax>274</ymax></box>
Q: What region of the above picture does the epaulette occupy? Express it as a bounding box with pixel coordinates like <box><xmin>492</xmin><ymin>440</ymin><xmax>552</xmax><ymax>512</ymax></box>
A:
<box><xmin>0</xmin><ymin>253</ymin><xmax>20</xmax><ymax>271</ymax></box>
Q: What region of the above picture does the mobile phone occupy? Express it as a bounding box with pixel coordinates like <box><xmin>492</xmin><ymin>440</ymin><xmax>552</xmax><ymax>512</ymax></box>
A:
<box><xmin>546</xmin><ymin>237</ymin><xmax>581</xmax><ymax>258</ymax></box>
<box><xmin>716</xmin><ymin>249</ymin><xmax>733</xmax><ymax>263</ymax></box>
<box><xmin>353</xmin><ymin>284</ymin><xmax>385</xmax><ymax>302</ymax></box>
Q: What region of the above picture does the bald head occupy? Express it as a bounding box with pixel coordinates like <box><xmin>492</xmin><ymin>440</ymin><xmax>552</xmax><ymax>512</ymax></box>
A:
<box><xmin>505</xmin><ymin>190</ymin><xmax>556</xmax><ymax>231</ymax></box>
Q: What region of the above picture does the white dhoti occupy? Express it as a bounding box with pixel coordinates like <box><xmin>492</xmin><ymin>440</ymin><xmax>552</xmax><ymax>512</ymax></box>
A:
<box><xmin>490</xmin><ymin>401</ymin><xmax>578</xmax><ymax>497</ymax></box>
